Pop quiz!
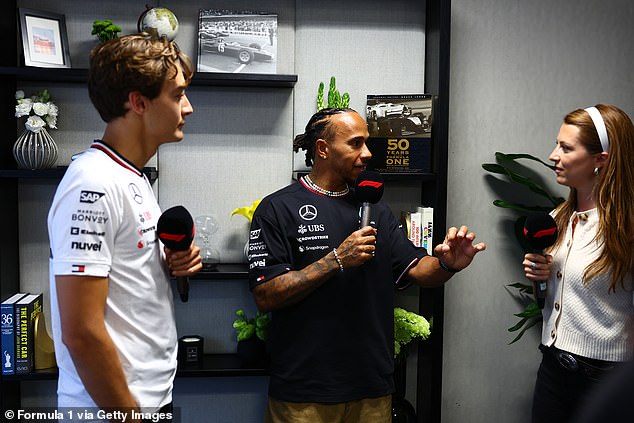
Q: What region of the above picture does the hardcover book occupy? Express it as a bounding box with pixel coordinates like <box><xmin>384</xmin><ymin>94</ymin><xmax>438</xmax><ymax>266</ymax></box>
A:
<box><xmin>15</xmin><ymin>293</ymin><xmax>43</xmax><ymax>374</ymax></box>
<box><xmin>1</xmin><ymin>293</ymin><xmax>27</xmax><ymax>375</ymax></box>
<box><xmin>366</xmin><ymin>94</ymin><xmax>434</xmax><ymax>174</ymax></box>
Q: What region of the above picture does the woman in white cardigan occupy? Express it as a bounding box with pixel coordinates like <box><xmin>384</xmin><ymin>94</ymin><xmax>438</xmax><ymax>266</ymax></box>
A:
<box><xmin>523</xmin><ymin>104</ymin><xmax>634</xmax><ymax>423</ymax></box>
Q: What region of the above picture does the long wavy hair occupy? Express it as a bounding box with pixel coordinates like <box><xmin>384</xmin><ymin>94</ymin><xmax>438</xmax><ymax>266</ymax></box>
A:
<box><xmin>551</xmin><ymin>104</ymin><xmax>634</xmax><ymax>291</ymax></box>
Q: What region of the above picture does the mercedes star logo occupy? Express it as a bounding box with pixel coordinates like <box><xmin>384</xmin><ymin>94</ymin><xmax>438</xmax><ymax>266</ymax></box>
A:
<box><xmin>128</xmin><ymin>183</ymin><xmax>143</xmax><ymax>204</ymax></box>
<box><xmin>299</xmin><ymin>204</ymin><xmax>317</xmax><ymax>221</ymax></box>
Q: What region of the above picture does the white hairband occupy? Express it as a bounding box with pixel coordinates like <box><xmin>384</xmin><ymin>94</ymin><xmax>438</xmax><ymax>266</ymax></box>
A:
<box><xmin>584</xmin><ymin>106</ymin><xmax>609</xmax><ymax>152</ymax></box>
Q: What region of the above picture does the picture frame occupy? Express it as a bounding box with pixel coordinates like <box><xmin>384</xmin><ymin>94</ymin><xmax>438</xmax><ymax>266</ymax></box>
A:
<box><xmin>18</xmin><ymin>8</ymin><xmax>71</xmax><ymax>68</ymax></box>
<box><xmin>197</xmin><ymin>9</ymin><xmax>277</xmax><ymax>74</ymax></box>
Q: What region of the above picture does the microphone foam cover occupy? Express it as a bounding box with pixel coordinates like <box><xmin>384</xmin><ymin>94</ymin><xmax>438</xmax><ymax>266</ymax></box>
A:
<box><xmin>524</xmin><ymin>213</ymin><xmax>558</xmax><ymax>251</ymax></box>
<box><xmin>355</xmin><ymin>170</ymin><xmax>384</xmax><ymax>204</ymax></box>
<box><xmin>157</xmin><ymin>205</ymin><xmax>195</xmax><ymax>251</ymax></box>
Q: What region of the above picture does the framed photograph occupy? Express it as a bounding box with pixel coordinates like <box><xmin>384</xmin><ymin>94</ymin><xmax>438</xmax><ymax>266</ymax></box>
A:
<box><xmin>19</xmin><ymin>8</ymin><xmax>71</xmax><ymax>68</ymax></box>
<box><xmin>197</xmin><ymin>9</ymin><xmax>277</xmax><ymax>74</ymax></box>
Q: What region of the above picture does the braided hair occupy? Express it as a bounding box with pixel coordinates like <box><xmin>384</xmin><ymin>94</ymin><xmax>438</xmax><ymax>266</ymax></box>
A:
<box><xmin>293</xmin><ymin>108</ymin><xmax>355</xmax><ymax>167</ymax></box>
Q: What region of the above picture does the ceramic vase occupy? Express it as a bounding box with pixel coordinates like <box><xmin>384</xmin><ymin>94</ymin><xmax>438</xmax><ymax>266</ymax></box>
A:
<box><xmin>12</xmin><ymin>127</ymin><xmax>58</xmax><ymax>169</ymax></box>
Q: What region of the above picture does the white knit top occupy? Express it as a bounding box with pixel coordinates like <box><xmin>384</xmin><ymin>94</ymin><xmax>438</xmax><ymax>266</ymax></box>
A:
<box><xmin>541</xmin><ymin>208</ymin><xmax>634</xmax><ymax>362</ymax></box>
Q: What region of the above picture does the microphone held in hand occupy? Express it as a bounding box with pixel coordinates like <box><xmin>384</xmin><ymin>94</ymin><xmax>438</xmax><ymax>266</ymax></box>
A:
<box><xmin>157</xmin><ymin>205</ymin><xmax>195</xmax><ymax>302</ymax></box>
<box><xmin>355</xmin><ymin>170</ymin><xmax>384</xmax><ymax>228</ymax></box>
<box><xmin>524</xmin><ymin>213</ymin><xmax>558</xmax><ymax>309</ymax></box>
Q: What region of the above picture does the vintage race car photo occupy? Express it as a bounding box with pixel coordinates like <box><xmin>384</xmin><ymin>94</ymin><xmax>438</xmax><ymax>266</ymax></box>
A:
<box><xmin>200</xmin><ymin>34</ymin><xmax>274</xmax><ymax>64</ymax></box>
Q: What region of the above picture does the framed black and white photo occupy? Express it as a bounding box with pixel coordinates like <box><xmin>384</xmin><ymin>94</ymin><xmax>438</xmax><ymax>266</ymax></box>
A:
<box><xmin>197</xmin><ymin>9</ymin><xmax>277</xmax><ymax>74</ymax></box>
<box><xmin>19</xmin><ymin>8</ymin><xmax>71</xmax><ymax>68</ymax></box>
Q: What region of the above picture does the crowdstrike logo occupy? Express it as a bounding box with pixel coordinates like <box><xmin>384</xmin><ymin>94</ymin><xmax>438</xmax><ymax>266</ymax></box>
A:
<box><xmin>299</xmin><ymin>204</ymin><xmax>317</xmax><ymax>221</ymax></box>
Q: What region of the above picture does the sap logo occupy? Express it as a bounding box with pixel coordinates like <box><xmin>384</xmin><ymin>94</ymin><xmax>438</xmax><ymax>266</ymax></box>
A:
<box><xmin>250</xmin><ymin>229</ymin><xmax>261</xmax><ymax>240</ymax></box>
<box><xmin>307</xmin><ymin>224</ymin><xmax>325</xmax><ymax>232</ymax></box>
<box><xmin>72</xmin><ymin>214</ymin><xmax>109</xmax><ymax>224</ymax></box>
<box><xmin>71</xmin><ymin>241</ymin><xmax>103</xmax><ymax>251</ymax></box>
<box><xmin>249</xmin><ymin>259</ymin><xmax>266</xmax><ymax>269</ymax></box>
<box><xmin>80</xmin><ymin>190</ymin><xmax>105</xmax><ymax>204</ymax></box>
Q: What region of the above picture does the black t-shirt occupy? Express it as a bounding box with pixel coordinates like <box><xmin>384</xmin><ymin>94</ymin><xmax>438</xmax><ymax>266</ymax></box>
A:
<box><xmin>248</xmin><ymin>180</ymin><xmax>426</xmax><ymax>403</ymax></box>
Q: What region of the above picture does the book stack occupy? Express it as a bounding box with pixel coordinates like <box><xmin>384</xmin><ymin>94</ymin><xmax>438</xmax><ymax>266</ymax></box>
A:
<box><xmin>402</xmin><ymin>206</ymin><xmax>434</xmax><ymax>255</ymax></box>
<box><xmin>1</xmin><ymin>292</ymin><xmax>43</xmax><ymax>375</ymax></box>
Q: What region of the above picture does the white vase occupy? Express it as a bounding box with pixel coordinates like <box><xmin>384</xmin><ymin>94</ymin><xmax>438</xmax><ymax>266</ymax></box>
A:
<box><xmin>12</xmin><ymin>127</ymin><xmax>58</xmax><ymax>169</ymax></box>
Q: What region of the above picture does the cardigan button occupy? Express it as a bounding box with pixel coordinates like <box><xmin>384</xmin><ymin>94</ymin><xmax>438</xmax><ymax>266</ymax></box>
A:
<box><xmin>555</xmin><ymin>302</ymin><xmax>560</xmax><ymax>311</ymax></box>
<box><xmin>557</xmin><ymin>271</ymin><xmax>562</xmax><ymax>279</ymax></box>
<box><xmin>578</xmin><ymin>213</ymin><xmax>588</xmax><ymax>221</ymax></box>
<box><xmin>551</xmin><ymin>330</ymin><xmax>556</xmax><ymax>338</ymax></box>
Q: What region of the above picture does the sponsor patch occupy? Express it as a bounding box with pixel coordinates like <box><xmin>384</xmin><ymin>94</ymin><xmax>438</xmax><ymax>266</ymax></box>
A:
<box><xmin>71</xmin><ymin>264</ymin><xmax>86</xmax><ymax>273</ymax></box>
<box><xmin>79</xmin><ymin>190</ymin><xmax>105</xmax><ymax>204</ymax></box>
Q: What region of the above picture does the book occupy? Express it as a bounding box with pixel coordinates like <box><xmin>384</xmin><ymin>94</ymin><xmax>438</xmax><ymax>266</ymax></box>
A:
<box><xmin>409</xmin><ymin>211</ymin><xmax>422</xmax><ymax>247</ymax></box>
<box><xmin>15</xmin><ymin>293</ymin><xmax>43</xmax><ymax>374</ymax></box>
<box><xmin>1</xmin><ymin>293</ymin><xmax>28</xmax><ymax>375</ymax></box>
<box><xmin>418</xmin><ymin>206</ymin><xmax>434</xmax><ymax>255</ymax></box>
<box><xmin>366</xmin><ymin>94</ymin><xmax>434</xmax><ymax>174</ymax></box>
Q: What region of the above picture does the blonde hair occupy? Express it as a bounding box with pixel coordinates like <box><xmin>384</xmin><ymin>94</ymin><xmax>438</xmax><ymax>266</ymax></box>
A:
<box><xmin>552</xmin><ymin>104</ymin><xmax>634</xmax><ymax>291</ymax></box>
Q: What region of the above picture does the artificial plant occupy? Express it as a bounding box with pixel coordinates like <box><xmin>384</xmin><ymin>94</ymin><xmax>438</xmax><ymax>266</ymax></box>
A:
<box><xmin>316</xmin><ymin>76</ymin><xmax>350</xmax><ymax>111</ymax></box>
<box><xmin>482</xmin><ymin>152</ymin><xmax>564</xmax><ymax>343</ymax></box>
<box><xmin>232</xmin><ymin>309</ymin><xmax>270</xmax><ymax>342</ymax></box>
<box><xmin>91</xmin><ymin>19</ymin><xmax>122</xmax><ymax>43</ymax></box>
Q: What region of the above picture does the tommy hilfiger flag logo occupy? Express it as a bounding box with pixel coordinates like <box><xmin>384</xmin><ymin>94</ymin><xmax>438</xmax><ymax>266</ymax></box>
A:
<box><xmin>71</xmin><ymin>264</ymin><xmax>86</xmax><ymax>273</ymax></box>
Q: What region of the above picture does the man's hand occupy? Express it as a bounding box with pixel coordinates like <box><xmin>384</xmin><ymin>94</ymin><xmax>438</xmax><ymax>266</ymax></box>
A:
<box><xmin>165</xmin><ymin>241</ymin><xmax>202</xmax><ymax>277</ymax></box>
<box><xmin>434</xmin><ymin>225</ymin><xmax>486</xmax><ymax>271</ymax></box>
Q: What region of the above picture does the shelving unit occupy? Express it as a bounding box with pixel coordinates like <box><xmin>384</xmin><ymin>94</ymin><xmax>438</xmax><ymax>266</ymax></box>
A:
<box><xmin>1</xmin><ymin>1</ymin><xmax>451</xmax><ymax>422</ymax></box>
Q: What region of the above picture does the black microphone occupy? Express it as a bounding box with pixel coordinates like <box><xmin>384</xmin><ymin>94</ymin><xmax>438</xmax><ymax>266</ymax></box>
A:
<box><xmin>355</xmin><ymin>170</ymin><xmax>384</xmax><ymax>228</ymax></box>
<box><xmin>157</xmin><ymin>206</ymin><xmax>195</xmax><ymax>302</ymax></box>
<box><xmin>524</xmin><ymin>213</ymin><xmax>558</xmax><ymax>309</ymax></box>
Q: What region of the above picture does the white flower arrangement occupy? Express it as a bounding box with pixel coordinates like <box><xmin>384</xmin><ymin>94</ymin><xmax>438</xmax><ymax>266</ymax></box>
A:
<box><xmin>15</xmin><ymin>89</ymin><xmax>58</xmax><ymax>133</ymax></box>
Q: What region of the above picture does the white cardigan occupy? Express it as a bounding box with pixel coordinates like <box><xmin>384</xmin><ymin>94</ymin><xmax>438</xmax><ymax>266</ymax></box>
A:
<box><xmin>541</xmin><ymin>208</ymin><xmax>634</xmax><ymax>362</ymax></box>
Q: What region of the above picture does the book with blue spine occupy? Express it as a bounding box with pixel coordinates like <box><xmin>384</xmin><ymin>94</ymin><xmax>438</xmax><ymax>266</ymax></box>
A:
<box><xmin>1</xmin><ymin>292</ymin><xmax>28</xmax><ymax>375</ymax></box>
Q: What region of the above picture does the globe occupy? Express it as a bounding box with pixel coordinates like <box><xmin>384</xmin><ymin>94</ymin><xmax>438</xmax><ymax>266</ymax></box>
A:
<box><xmin>138</xmin><ymin>7</ymin><xmax>179</xmax><ymax>41</ymax></box>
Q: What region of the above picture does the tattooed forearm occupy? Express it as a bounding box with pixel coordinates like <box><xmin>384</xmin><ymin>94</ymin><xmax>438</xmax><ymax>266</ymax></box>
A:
<box><xmin>253</xmin><ymin>251</ymin><xmax>339</xmax><ymax>311</ymax></box>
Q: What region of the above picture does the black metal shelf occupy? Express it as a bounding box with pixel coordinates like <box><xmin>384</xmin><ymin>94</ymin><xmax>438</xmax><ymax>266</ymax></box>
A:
<box><xmin>0</xmin><ymin>166</ymin><xmax>158</xmax><ymax>184</ymax></box>
<box><xmin>0</xmin><ymin>67</ymin><xmax>297</xmax><ymax>88</ymax></box>
<box><xmin>1</xmin><ymin>354</ymin><xmax>267</xmax><ymax>381</ymax></box>
<box><xmin>192</xmin><ymin>263</ymin><xmax>248</xmax><ymax>280</ymax></box>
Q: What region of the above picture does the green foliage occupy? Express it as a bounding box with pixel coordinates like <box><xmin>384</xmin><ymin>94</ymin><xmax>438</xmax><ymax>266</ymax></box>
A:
<box><xmin>393</xmin><ymin>307</ymin><xmax>431</xmax><ymax>358</ymax></box>
<box><xmin>232</xmin><ymin>309</ymin><xmax>270</xmax><ymax>342</ymax></box>
<box><xmin>92</xmin><ymin>19</ymin><xmax>122</xmax><ymax>43</ymax></box>
<box><xmin>482</xmin><ymin>152</ymin><xmax>565</xmax><ymax>344</ymax></box>
<box><xmin>316</xmin><ymin>76</ymin><xmax>350</xmax><ymax>111</ymax></box>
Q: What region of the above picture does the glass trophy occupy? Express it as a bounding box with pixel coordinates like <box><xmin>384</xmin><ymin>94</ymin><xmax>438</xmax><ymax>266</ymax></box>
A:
<box><xmin>194</xmin><ymin>215</ymin><xmax>220</xmax><ymax>271</ymax></box>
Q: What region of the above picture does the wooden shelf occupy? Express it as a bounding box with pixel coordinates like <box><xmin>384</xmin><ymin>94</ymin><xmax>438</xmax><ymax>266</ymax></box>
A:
<box><xmin>0</xmin><ymin>67</ymin><xmax>297</xmax><ymax>88</ymax></box>
<box><xmin>1</xmin><ymin>354</ymin><xmax>267</xmax><ymax>381</ymax></box>
<box><xmin>0</xmin><ymin>166</ymin><xmax>158</xmax><ymax>184</ymax></box>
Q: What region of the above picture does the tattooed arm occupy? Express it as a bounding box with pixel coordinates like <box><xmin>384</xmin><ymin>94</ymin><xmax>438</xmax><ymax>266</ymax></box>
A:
<box><xmin>252</xmin><ymin>226</ymin><xmax>378</xmax><ymax>311</ymax></box>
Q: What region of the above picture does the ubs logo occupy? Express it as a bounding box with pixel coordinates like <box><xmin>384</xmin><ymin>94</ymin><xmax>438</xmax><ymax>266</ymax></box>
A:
<box><xmin>298</xmin><ymin>205</ymin><xmax>317</xmax><ymax>221</ymax></box>
<box><xmin>79</xmin><ymin>190</ymin><xmax>105</xmax><ymax>204</ymax></box>
<box><xmin>128</xmin><ymin>183</ymin><xmax>143</xmax><ymax>204</ymax></box>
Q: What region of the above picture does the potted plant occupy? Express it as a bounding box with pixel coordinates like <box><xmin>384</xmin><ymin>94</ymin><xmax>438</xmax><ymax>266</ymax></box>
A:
<box><xmin>316</xmin><ymin>76</ymin><xmax>350</xmax><ymax>111</ymax></box>
<box><xmin>13</xmin><ymin>89</ymin><xmax>59</xmax><ymax>169</ymax></box>
<box><xmin>91</xmin><ymin>19</ymin><xmax>122</xmax><ymax>43</ymax></box>
<box><xmin>232</xmin><ymin>309</ymin><xmax>270</xmax><ymax>366</ymax></box>
<box><xmin>482</xmin><ymin>152</ymin><xmax>564</xmax><ymax>343</ymax></box>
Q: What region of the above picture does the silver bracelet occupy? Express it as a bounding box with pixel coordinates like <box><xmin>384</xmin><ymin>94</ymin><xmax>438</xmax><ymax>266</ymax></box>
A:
<box><xmin>332</xmin><ymin>248</ymin><xmax>344</xmax><ymax>272</ymax></box>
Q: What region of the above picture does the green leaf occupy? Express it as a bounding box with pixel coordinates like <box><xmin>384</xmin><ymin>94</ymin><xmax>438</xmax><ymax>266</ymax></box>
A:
<box><xmin>514</xmin><ymin>302</ymin><xmax>541</xmax><ymax>318</ymax></box>
<box><xmin>508</xmin><ymin>317</ymin><xmax>541</xmax><ymax>344</ymax></box>
<box><xmin>508</xmin><ymin>317</ymin><xmax>529</xmax><ymax>332</ymax></box>
<box><xmin>492</xmin><ymin>200</ymin><xmax>554</xmax><ymax>213</ymax></box>
<box><xmin>495</xmin><ymin>152</ymin><xmax>555</xmax><ymax>170</ymax></box>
